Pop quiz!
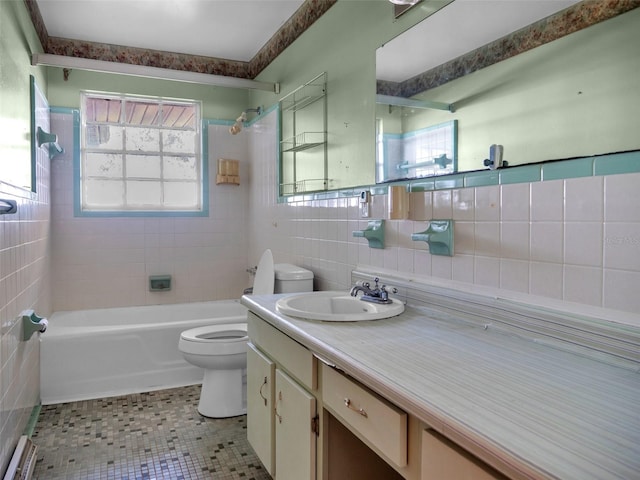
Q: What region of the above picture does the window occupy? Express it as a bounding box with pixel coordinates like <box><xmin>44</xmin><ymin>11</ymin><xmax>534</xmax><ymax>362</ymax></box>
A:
<box><xmin>80</xmin><ymin>92</ymin><xmax>203</xmax><ymax>214</ymax></box>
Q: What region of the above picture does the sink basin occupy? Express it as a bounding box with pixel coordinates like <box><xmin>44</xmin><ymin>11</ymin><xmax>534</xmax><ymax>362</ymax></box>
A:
<box><xmin>275</xmin><ymin>291</ymin><xmax>405</xmax><ymax>322</ymax></box>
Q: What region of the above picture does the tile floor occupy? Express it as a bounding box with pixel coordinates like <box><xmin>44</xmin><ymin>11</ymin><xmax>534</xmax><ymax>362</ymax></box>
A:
<box><xmin>31</xmin><ymin>385</ymin><xmax>271</xmax><ymax>479</ymax></box>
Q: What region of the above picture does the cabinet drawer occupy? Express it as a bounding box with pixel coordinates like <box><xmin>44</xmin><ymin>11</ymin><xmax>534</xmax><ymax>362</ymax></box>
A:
<box><xmin>322</xmin><ymin>363</ymin><xmax>407</xmax><ymax>468</ymax></box>
<box><xmin>248</xmin><ymin>312</ymin><xmax>316</xmax><ymax>390</ymax></box>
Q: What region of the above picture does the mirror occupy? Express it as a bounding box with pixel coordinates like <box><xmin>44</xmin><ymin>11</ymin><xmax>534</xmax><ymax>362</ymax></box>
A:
<box><xmin>375</xmin><ymin>1</ymin><xmax>640</xmax><ymax>182</ymax></box>
<box><xmin>0</xmin><ymin>78</ymin><xmax>37</xmax><ymax>193</ymax></box>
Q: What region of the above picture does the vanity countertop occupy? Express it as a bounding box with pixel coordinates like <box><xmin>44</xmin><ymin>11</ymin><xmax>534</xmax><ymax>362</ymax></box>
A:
<box><xmin>241</xmin><ymin>293</ymin><xmax>640</xmax><ymax>480</ymax></box>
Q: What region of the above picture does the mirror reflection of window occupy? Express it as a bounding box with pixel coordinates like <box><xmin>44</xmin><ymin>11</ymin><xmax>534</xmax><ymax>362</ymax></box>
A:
<box><xmin>376</xmin><ymin>118</ymin><xmax>457</xmax><ymax>183</ymax></box>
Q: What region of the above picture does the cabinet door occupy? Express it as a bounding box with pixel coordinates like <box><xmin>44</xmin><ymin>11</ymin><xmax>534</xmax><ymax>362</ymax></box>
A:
<box><xmin>247</xmin><ymin>343</ymin><xmax>276</xmax><ymax>476</ymax></box>
<box><xmin>421</xmin><ymin>429</ymin><xmax>506</xmax><ymax>480</ymax></box>
<box><xmin>275</xmin><ymin>369</ymin><xmax>317</xmax><ymax>480</ymax></box>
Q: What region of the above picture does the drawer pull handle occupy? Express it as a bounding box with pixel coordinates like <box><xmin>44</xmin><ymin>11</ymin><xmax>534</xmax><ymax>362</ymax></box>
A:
<box><xmin>275</xmin><ymin>391</ymin><xmax>283</xmax><ymax>424</ymax></box>
<box><xmin>344</xmin><ymin>397</ymin><xmax>368</xmax><ymax>418</ymax></box>
<box><xmin>259</xmin><ymin>376</ymin><xmax>268</xmax><ymax>406</ymax></box>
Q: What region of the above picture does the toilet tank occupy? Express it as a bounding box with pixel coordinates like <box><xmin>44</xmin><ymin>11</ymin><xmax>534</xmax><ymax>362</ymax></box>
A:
<box><xmin>274</xmin><ymin>264</ymin><xmax>314</xmax><ymax>293</ymax></box>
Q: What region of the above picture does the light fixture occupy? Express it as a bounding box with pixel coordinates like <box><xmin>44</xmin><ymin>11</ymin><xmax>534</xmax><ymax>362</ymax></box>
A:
<box><xmin>31</xmin><ymin>54</ymin><xmax>280</xmax><ymax>93</ymax></box>
<box><xmin>389</xmin><ymin>0</ymin><xmax>420</xmax><ymax>5</ymax></box>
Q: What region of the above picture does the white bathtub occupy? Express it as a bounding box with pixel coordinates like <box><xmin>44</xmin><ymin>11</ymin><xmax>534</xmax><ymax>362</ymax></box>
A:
<box><xmin>40</xmin><ymin>300</ymin><xmax>248</xmax><ymax>405</ymax></box>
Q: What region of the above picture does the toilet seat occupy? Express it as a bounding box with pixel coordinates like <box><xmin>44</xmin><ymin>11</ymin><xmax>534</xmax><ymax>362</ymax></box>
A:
<box><xmin>179</xmin><ymin>323</ymin><xmax>248</xmax><ymax>356</ymax></box>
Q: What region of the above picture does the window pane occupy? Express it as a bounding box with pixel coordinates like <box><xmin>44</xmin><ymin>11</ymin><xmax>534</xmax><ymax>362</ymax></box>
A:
<box><xmin>126</xmin><ymin>127</ymin><xmax>160</xmax><ymax>152</ymax></box>
<box><xmin>85</xmin><ymin>125</ymin><xmax>123</xmax><ymax>149</ymax></box>
<box><xmin>163</xmin><ymin>130</ymin><xmax>196</xmax><ymax>154</ymax></box>
<box><xmin>164</xmin><ymin>181</ymin><xmax>199</xmax><ymax>207</ymax></box>
<box><xmin>163</xmin><ymin>156</ymin><xmax>197</xmax><ymax>180</ymax></box>
<box><xmin>85</xmin><ymin>97</ymin><xmax>122</xmax><ymax>123</ymax></box>
<box><xmin>126</xmin><ymin>154</ymin><xmax>161</xmax><ymax>179</ymax></box>
<box><xmin>126</xmin><ymin>101</ymin><xmax>161</xmax><ymax>126</ymax></box>
<box><xmin>126</xmin><ymin>180</ymin><xmax>161</xmax><ymax>207</ymax></box>
<box><xmin>80</xmin><ymin>92</ymin><xmax>202</xmax><ymax>214</ymax></box>
<box><xmin>162</xmin><ymin>104</ymin><xmax>196</xmax><ymax>128</ymax></box>
<box><xmin>84</xmin><ymin>152</ymin><xmax>123</xmax><ymax>178</ymax></box>
<box><xmin>84</xmin><ymin>179</ymin><xmax>124</xmax><ymax>207</ymax></box>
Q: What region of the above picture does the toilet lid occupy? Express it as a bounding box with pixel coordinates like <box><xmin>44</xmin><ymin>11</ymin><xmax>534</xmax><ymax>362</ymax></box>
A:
<box><xmin>252</xmin><ymin>249</ymin><xmax>275</xmax><ymax>295</ymax></box>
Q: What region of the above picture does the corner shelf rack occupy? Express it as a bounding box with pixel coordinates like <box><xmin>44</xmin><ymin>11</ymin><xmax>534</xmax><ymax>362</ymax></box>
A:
<box><xmin>279</xmin><ymin>72</ymin><xmax>327</xmax><ymax>196</ymax></box>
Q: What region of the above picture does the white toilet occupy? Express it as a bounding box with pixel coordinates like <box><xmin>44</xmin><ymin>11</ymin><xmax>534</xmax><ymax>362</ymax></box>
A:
<box><xmin>178</xmin><ymin>250</ymin><xmax>313</xmax><ymax>417</ymax></box>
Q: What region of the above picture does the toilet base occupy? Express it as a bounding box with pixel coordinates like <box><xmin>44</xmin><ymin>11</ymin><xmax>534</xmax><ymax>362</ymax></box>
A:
<box><xmin>197</xmin><ymin>368</ymin><xmax>246</xmax><ymax>418</ymax></box>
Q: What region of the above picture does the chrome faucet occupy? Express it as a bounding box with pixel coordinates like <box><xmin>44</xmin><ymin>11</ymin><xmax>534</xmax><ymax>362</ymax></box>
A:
<box><xmin>349</xmin><ymin>281</ymin><xmax>372</xmax><ymax>297</ymax></box>
<box><xmin>350</xmin><ymin>278</ymin><xmax>394</xmax><ymax>304</ymax></box>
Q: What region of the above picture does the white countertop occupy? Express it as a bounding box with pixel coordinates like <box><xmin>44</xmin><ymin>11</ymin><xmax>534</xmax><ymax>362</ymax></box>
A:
<box><xmin>241</xmin><ymin>294</ymin><xmax>640</xmax><ymax>480</ymax></box>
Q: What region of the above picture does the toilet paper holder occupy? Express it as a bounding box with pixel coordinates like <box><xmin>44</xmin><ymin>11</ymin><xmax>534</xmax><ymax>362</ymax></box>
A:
<box><xmin>353</xmin><ymin>219</ymin><xmax>385</xmax><ymax>249</ymax></box>
<box><xmin>22</xmin><ymin>310</ymin><xmax>48</xmax><ymax>341</ymax></box>
<box><xmin>411</xmin><ymin>219</ymin><xmax>454</xmax><ymax>256</ymax></box>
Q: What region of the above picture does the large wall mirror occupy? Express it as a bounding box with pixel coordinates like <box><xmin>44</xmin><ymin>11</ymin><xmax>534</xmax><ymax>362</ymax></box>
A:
<box><xmin>375</xmin><ymin>1</ymin><xmax>640</xmax><ymax>183</ymax></box>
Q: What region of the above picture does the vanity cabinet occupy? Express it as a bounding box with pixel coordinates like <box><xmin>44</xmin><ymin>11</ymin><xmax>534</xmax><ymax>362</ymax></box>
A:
<box><xmin>247</xmin><ymin>312</ymin><xmax>318</xmax><ymax>480</ymax></box>
<box><xmin>247</xmin><ymin>310</ymin><xmax>506</xmax><ymax>480</ymax></box>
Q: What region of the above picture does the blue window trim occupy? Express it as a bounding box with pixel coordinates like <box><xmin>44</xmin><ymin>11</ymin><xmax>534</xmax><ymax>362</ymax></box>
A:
<box><xmin>56</xmin><ymin>106</ymin><xmax>213</xmax><ymax>218</ymax></box>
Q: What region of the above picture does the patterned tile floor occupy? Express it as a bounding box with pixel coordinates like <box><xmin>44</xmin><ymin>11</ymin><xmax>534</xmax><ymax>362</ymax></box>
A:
<box><xmin>32</xmin><ymin>385</ymin><xmax>272</xmax><ymax>480</ymax></box>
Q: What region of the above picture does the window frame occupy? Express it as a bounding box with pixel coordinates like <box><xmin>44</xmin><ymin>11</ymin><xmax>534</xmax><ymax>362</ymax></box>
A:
<box><xmin>77</xmin><ymin>91</ymin><xmax>207</xmax><ymax>217</ymax></box>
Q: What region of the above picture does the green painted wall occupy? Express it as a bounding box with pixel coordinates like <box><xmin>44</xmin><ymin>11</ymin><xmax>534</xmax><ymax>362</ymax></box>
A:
<box><xmin>47</xmin><ymin>69</ymin><xmax>250</xmax><ymax>120</ymax></box>
<box><xmin>251</xmin><ymin>0</ymin><xmax>452</xmax><ymax>190</ymax></box>
<box><xmin>33</xmin><ymin>0</ymin><xmax>637</xmax><ymax>192</ymax></box>
<box><xmin>34</xmin><ymin>0</ymin><xmax>452</xmax><ymax>191</ymax></box>
<box><xmin>252</xmin><ymin>2</ymin><xmax>639</xmax><ymax>189</ymax></box>
<box><xmin>403</xmin><ymin>8</ymin><xmax>640</xmax><ymax>172</ymax></box>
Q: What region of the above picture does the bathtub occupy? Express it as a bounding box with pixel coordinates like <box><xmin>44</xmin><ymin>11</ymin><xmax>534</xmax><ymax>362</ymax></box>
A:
<box><xmin>40</xmin><ymin>300</ymin><xmax>248</xmax><ymax>405</ymax></box>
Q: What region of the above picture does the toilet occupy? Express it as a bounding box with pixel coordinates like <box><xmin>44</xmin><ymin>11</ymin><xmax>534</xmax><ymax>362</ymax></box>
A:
<box><xmin>178</xmin><ymin>250</ymin><xmax>313</xmax><ymax>417</ymax></box>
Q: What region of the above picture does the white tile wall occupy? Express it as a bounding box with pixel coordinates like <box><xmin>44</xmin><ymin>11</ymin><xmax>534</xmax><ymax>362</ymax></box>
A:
<box><xmin>0</xmin><ymin>114</ymin><xmax>51</xmax><ymax>471</ymax></box>
<box><xmin>247</xmin><ymin>109</ymin><xmax>640</xmax><ymax>317</ymax></box>
<box><xmin>48</xmin><ymin>107</ymin><xmax>640</xmax><ymax>318</ymax></box>
<box><xmin>50</xmin><ymin>116</ymin><xmax>251</xmax><ymax>310</ymax></box>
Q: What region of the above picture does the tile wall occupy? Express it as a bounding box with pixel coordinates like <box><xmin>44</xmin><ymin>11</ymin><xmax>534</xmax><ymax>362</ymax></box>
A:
<box><xmin>249</xmin><ymin>110</ymin><xmax>640</xmax><ymax>318</ymax></box>
<box><xmin>0</xmin><ymin>122</ymin><xmax>51</xmax><ymax>471</ymax></box>
<box><xmin>50</xmin><ymin>115</ymin><xmax>251</xmax><ymax>311</ymax></box>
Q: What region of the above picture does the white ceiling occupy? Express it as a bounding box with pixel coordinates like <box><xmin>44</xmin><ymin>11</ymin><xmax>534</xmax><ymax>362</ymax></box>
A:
<box><xmin>35</xmin><ymin>0</ymin><xmax>305</xmax><ymax>62</ymax></box>
<box><xmin>377</xmin><ymin>0</ymin><xmax>581</xmax><ymax>83</ymax></box>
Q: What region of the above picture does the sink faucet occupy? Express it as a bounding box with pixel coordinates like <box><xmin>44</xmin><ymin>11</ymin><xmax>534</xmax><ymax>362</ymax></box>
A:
<box><xmin>350</xmin><ymin>278</ymin><xmax>394</xmax><ymax>304</ymax></box>
<box><xmin>349</xmin><ymin>281</ymin><xmax>372</xmax><ymax>297</ymax></box>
